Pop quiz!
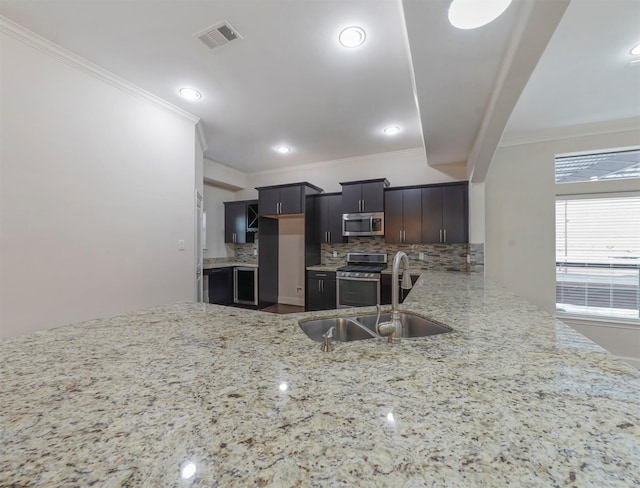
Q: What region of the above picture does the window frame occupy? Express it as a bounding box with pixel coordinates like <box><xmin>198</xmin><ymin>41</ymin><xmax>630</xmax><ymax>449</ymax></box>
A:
<box><xmin>555</xmin><ymin>164</ymin><xmax>639</xmax><ymax>326</ymax></box>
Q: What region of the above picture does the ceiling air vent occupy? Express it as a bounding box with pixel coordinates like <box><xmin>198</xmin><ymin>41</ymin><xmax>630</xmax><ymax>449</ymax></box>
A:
<box><xmin>195</xmin><ymin>21</ymin><xmax>243</xmax><ymax>50</ymax></box>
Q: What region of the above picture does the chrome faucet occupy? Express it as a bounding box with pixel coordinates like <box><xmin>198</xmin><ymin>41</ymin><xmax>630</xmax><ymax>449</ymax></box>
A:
<box><xmin>377</xmin><ymin>251</ymin><xmax>413</xmax><ymax>343</ymax></box>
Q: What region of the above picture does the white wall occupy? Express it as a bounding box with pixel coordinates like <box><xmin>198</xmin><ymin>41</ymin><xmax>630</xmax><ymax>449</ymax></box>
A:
<box><xmin>235</xmin><ymin>148</ymin><xmax>467</xmax><ymax>200</ymax></box>
<box><xmin>485</xmin><ymin>126</ymin><xmax>640</xmax><ymax>363</ymax></box>
<box><xmin>204</xmin><ymin>158</ymin><xmax>247</xmax><ymax>190</ymax></box>
<box><xmin>278</xmin><ymin>217</ymin><xmax>305</xmax><ymax>306</ymax></box>
<box><xmin>469</xmin><ymin>182</ymin><xmax>485</xmax><ymax>244</ymax></box>
<box><xmin>203</xmin><ymin>183</ymin><xmax>236</xmax><ymax>259</ymax></box>
<box><xmin>0</xmin><ymin>31</ymin><xmax>197</xmax><ymax>338</ymax></box>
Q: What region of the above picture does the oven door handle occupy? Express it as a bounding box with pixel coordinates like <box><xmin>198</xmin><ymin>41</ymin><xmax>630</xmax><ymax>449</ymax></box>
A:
<box><xmin>337</xmin><ymin>276</ymin><xmax>381</xmax><ymax>283</ymax></box>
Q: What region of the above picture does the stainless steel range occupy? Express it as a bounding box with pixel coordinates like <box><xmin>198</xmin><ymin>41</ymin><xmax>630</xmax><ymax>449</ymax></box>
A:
<box><xmin>336</xmin><ymin>252</ymin><xmax>387</xmax><ymax>308</ymax></box>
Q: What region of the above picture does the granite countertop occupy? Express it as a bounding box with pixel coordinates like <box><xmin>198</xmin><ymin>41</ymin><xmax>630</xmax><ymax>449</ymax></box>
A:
<box><xmin>306</xmin><ymin>264</ymin><xmax>339</xmax><ymax>272</ymax></box>
<box><xmin>1</xmin><ymin>272</ymin><xmax>639</xmax><ymax>486</ymax></box>
<box><xmin>204</xmin><ymin>261</ymin><xmax>258</xmax><ymax>269</ymax></box>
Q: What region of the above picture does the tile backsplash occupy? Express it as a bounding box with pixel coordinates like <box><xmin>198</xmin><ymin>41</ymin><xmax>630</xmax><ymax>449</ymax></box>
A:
<box><xmin>225</xmin><ymin>234</ymin><xmax>484</xmax><ymax>273</ymax></box>
<box><xmin>321</xmin><ymin>237</ymin><xmax>470</xmax><ymax>271</ymax></box>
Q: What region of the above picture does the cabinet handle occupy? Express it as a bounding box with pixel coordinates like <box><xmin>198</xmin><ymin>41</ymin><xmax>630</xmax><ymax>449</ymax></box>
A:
<box><xmin>321</xmin><ymin>280</ymin><xmax>324</xmax><ymax>292</ymax></box>
<box><xmin>315</xmin><ymin>273</ymin><xmax>327</xmax><ymax>277</ymax></box>
<box><xmin>444</xmin><ymin>229</ymin><xmax>447</xmax><ymax>243</ymax></box>
<box><xmin>326</xmin><ymin>231</ymin><xmax>329</xmax><ymax>243</ymax></box>
<box><xmin>403</xmin><ymin>230</ymin><xmax>406</xmax><ymax>243</ymax></box>
<box><xmin>318</xmin><ymin>280</ymin><xmax>322</xmax><ymax>293</ymax></box>
<box><xmin>328</xmin><ymin>231</ymin><xmax>331</xmax><ymax>242</ymax></box>
<box><xmin>399</xmin><ymin>230</ymin><xmax>402</xmax><ymax>242</ymax></box>
<box><xmin>439</xmin><ymin>229</ymin><xmax>443</xmax><ymax>243</ymax></box>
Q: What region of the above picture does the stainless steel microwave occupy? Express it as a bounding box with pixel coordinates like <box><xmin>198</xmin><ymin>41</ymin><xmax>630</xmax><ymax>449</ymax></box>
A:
<box><xmin>342</xmin><ymin>212</ymin><xmax>384</xmax><ymax>237</ymax></box>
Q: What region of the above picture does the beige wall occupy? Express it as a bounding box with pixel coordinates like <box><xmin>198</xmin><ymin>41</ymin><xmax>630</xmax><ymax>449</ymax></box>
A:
<box><xmin>203</xmin><ymin>184</ymin><xmax>236</xmax><ymax>259</ymax></box>
<box><xmin>486</xmin><ymin>127</ymin><xmax>640</xmax><ymax>364</ymax></box>
<box><xmin>0</xmin><ymin>32</ymin><xmax>197</xmax><ymax>338</ymax></box>
<box><xmin>278</xmin><ymin>217</ymin><xmax>305</xmax><ymax>306</ymax></box>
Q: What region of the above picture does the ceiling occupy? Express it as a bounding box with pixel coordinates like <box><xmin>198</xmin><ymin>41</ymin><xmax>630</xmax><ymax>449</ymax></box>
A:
<box><xmin>1</xmin><ymin>0</ymin><xmax>638</xmax><ymax>176</ymax></box>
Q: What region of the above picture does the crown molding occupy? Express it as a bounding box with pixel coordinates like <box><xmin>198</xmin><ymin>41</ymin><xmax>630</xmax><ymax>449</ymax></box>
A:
<box><xmin>0</xmin><ymin>16</ymin><xmax>200</xmax><ymax>125</ymax></box>
<box><xmin>499</xmin><ymin>117</ymin><xmax>640</xmax><ymax>147</ymax></box>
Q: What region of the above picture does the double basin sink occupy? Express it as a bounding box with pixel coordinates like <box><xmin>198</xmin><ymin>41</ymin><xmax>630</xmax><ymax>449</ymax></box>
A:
<box><xmin>299</xmin><ymin>311</ymin><xmax>452</xmax><ymax>343</ymax></box>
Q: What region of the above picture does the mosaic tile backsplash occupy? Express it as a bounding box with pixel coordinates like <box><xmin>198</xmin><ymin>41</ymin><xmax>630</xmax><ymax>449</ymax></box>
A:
<box><xmin>225</xmin><ymin>234</ymin><xmax>484</xmax><ymax>272</ymax></box>
<box><xmin>321</xmin><ymin>237</ymin><xmax>470</xmax><ymax>271</ymax></box>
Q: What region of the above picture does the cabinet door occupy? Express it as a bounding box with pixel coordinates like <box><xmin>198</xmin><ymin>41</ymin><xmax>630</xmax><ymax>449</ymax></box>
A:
<box><xmin>321</xmin><ymin>277</ymin><xmax>337</xmax><ymax>310</ymax></box>
<box><xmin>442</xmin><ymin>184</ymin><xmax>468</xmax><ymax>243</ymax></box>
<box><xmin>402</xmin><ymin>189</ymin><xmax>422</xmax><ymax>244</ymax></box>
<box><xmin>384</xmin><ymin>189</ymin><xmax>404</xmax><ymax>244</ymax></box>
<box><xmin>259</xmin><ymin>189</ymin><xmax>280</xmax><ymax>216</ymax></box>
<box><xmin>224</xmin><ymin>202</ymin><xmax>246</xmax><ymax>243</ymax></box>
<box><xmin>279</xmin><ymin>185</ymin><xmax>302</xmax><ymax>214</ymax></box>
<box><xmin>421</xmin><ymin>187</ymin><xmax>444</xmax><ymax>243</ymax></box>
<box><xmin>316</xmin><ymin>196</ymin><xmax>331</xmax><ymax>243</ymax></box>
<box><xmin>341</xmin><ymin>184</ymin><xmax>362</xmax><ymax>213</ymax></box>
<box><xmin>327</xmin><ymin>194</ymin><xmax>344</xmax><ymax>243</ymax></box>
<box><xmin>360</xmin><ymin>181</ymin><xmax>384</xmax><ymax>212</ymax></box>
<box><xmin>306</xmin><ymin>277</ymin><xmax>323</xmax><ymax>311</ymax></box>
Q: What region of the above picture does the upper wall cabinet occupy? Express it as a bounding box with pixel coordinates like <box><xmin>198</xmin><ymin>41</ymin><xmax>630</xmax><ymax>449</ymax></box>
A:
<box><xmin>421</xmin><ymin>183</ymin><xmax>468</xmax><ymax>244</ymax></box>
<box><xmin>340</xmin><ymin>179</ymin><xmax>389</xmax><ymax>213</ymax></box>
<box><xmin>315</xmin><ymin>193</ymin><xmax>345</xmax><ymax>243</ymax></box>
<box><xmin>384</xmin><ymin>188</ymin><xmax>422</xmax><ymax>244</ymax></box>
<box><xmin>256</xmin><ymin>182</ymin><xmax>323</xmax><ymax>216</ymax></box>
<box><xmin>224</xmin><ymin>200</ymin><xmax>258</xmax><ymax>244</ymax></box>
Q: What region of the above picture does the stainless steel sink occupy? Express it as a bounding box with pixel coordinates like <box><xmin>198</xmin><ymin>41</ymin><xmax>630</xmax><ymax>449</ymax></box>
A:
<box><xmin>355</xmin><ymin>311</ymin><xmax>452</xmax><ymax>338</ymax></box>
<box><xmin>298</xmin><ymin>311</ymin><xmax>451</xmax><ymax>342</ymax></box>
<box><xmin>298</xmin><ymin>317</ymin><xmax>379</xmax><ymax>342</ymax></box>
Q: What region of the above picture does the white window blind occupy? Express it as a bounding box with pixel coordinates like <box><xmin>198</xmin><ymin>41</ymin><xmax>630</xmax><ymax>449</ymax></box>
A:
<box><xmin>555</xmin><ymin>195</ymin><xmax>640</xmax><ymax>321</ymax></box>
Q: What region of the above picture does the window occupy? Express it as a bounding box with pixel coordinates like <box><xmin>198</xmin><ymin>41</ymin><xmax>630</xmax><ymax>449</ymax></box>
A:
<box><xmin>555</xmin><ymin>194</ymin><xmax>640</xmax><ymax>321</ymax></box>
<box><xmin>555</xmin><ymin>148</ymin><xmax>640</xmax><ymax>183</ymax></box>
<box><xmin>555</xmin><ymin>148</ymin><xmax>640</xmax><ymax>322</ymax></box>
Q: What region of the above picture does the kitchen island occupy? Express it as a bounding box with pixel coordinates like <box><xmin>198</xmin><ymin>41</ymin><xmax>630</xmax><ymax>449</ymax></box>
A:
<box><xmin>1</xmin><ymin>271</ymin><xmax>638</xmax><ymax>486</ymax></box>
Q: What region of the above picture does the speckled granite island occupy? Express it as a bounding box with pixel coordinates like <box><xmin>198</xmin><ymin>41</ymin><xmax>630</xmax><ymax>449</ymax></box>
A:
<box><xmin>1</xmin><ymin>272</ymin><xmax>639</xmax><ymax>486</ymax></box>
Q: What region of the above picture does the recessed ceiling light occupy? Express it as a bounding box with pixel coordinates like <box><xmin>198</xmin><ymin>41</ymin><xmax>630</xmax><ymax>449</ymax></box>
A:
<box><xmin>631</xmin><ymin>43</ymin><xmax>640</xmax><ymax>56</ymax></box>
<box><xmin>275</xmin><ymin>146</ymin><xmax>291</xmax><ymax>154</ymax></box>
<box><xmin>339</xmin><ymin>26</ymin><xmax>366</xmax><ymax>48</ymax></box>
<box><xmin>179</xmin><ymin>88</ymin><xmax>201</xmax><ymax>100</ymax></box>
<box><xmin>383</xmin><ymin>126</ymin><xmax>401</xmax><ymax>136</ymax></box>
<box><xmin>448</xmin><ymin>0</ymin><xmax>513</xmax><ymax>30</ymax></box>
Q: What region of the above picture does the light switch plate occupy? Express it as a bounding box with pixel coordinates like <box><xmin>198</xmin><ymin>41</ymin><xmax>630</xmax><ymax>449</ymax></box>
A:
<box><xmin>333</xmin><ymin>251</ymin><xmax>337</xmax><ymax>258</ymax></box>
<box><xmin>178</xmin><ymin>239</ymin><xmax>185</xmax><ymax>251</ymax></box>
<box><xmin>419</xmin><ymin>252</ymin><xmax>424</xmax><ymax>260</ymax></box>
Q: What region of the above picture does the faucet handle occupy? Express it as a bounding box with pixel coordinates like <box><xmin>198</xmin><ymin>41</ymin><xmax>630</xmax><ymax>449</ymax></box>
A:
<box><xmin>321</xmin><ymin>326</ymin><xmax>336</xmax><ymax>352</ymax></box>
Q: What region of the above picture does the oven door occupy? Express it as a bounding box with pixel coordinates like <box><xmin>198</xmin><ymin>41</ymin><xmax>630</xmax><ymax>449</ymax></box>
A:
<box><xmin>337</xmin><ymin>276</ymin><xmax>380</xmax><ymax>309</ymax></box>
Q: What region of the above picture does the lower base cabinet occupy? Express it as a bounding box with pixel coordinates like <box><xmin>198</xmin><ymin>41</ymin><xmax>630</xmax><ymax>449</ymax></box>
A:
<box><xmin>306</xmin><ymin>271</ymin><xmax>336</xmax><ymax>311</ymax></box>
<box><xmin>205</xmin><ymin>267</ymin><xmax>233</xmax><ymax>305</ymax></box>
<box><xmin>380</xmin><ymin>274</ymin><xmax>419</xmax><ymax>305</ymax></box>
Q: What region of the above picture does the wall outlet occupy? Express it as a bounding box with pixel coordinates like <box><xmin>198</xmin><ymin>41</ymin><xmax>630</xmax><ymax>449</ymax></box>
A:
<box><xmin>419</xmin><ymin>252</ymin><xmax>424</xmax><ymax>261</ymax></box>
<box><xmin>253</xmin><ymin>249</ymin><xmax>258</xmax><ymax>255</ymax></box>
<box><xmin>178</xmin><ymin>239</ymin><xmax>185</xmax><ymax>251</ymax></box>
<box><xmin>333</xmin><ymin>251</ymin><xmax>337</xmax><ymax>258</ymax></box>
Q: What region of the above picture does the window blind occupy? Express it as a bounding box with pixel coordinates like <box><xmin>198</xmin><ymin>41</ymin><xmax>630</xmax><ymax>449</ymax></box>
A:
<box><xmin>555</xmin><ymin>195</ymin><xmax>640</xmax><ymax>321</ymax></box>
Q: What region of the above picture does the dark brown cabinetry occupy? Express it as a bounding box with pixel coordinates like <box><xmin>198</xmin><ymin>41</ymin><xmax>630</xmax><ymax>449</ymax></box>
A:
<box><xmin>306</xmin><ymin>270</ymin><xmax>336</xmax><ymax>311</ymax></box>
<box><xmin>380</xmin><ymin>273</ymin><xmax>419</xmax><ymax>305</ymax></box>
<box><xmin>315</xmin><ymin>193</ymin><xmax>345</xmax><ymax>243</ymax></box>
<box><xmin>384</xmin><ymin>188</ymin><xmax>422</xmax><ymax>244</ymax></box>
<box><xmin>256</xmin><ymin>182</ymin><xmax>324</xmax><ymax>309</ymax></box>
<box><xmin>257</xmin><ymin>185</ymin><xmax>307</xmax><ymax>216</ymax></box>
<box><xmin>224</xmin><ymin>200</ymin><xmax>258</xmax><ymax>244</ymax></box>
<box><xmin>421</xmin><ymin>183</ymin><xmax>468</xmax><ymax>244</ymax></box>
<box><xmin>340</xmin><ymin>179</ymin><xmax>389</xmax><ymax>213</ymax></box>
